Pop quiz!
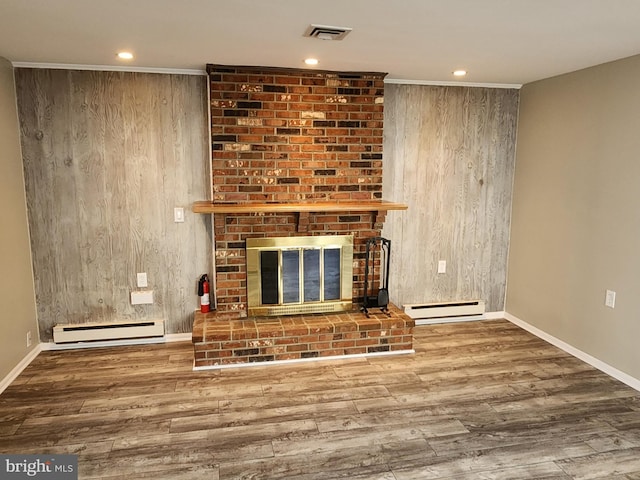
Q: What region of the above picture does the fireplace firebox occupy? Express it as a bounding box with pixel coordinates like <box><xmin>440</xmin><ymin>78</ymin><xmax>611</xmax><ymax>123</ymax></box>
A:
<box><xmin>246</xmin><ymin>235</ymin><xmax>353</xmax><ymax>317</ymax></box>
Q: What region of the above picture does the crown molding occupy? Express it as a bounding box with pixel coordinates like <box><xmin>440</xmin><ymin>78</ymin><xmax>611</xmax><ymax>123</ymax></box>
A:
<box><xmin>11</xmin><ymin>62</ymin><xmax>206</xmax><ymax>76</ymax></box>
<box><xmin>385</xmin><ymin>77</ymin><xmax>522</xmax><ymax>89</ymax></box>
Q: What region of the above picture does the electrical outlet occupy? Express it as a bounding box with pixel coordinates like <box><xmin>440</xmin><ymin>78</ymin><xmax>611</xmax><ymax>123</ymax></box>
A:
<box><xmin>437</xmin><ymin>260</ymin><xmax>446</xmax><ymax>274</ymax></box>
<box><xmin>605</xmin><ymin>290</ymin><xmax>616</xmax><ymax>309</ymax></box>
<box><xmin>27</xmin><ymin>331</ymin><xmax>32</xmax><ymax>348</ymax></box>
<box><xmin>137</xmin><ymin>272</ymin><xmax>148</xmax><ymax>288</ymax></box>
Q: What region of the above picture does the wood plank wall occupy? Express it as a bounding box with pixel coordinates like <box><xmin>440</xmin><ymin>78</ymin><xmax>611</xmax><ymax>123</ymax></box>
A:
<box><xmin>382</xmin><ymin>84</ymin><xmax>519</xmax><ymax>312</ymax></box>
<box><xmin>16</xmin><ymin>69</ymin><xmax>212</xmax><ymax>341</ymax></box>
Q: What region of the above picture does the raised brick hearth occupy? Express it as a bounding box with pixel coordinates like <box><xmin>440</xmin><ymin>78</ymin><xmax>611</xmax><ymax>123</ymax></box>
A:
<box><xmin>193</xmin><ymin>303</ymin><xmax>414</xmax><ymax>369</ymax></box>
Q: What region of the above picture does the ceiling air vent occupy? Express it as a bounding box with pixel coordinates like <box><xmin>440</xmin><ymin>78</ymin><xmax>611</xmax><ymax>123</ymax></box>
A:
<box><xmin>304</xmin><ymin>24</ymin><xmax>352</xmax><ymax>41</ymax></box>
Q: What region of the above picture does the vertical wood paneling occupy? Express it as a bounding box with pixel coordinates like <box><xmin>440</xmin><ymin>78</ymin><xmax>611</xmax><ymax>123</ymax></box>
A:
<box><xmin>17</xmin><ymin>69</ymin><xmax>212</xmax><ymax>341</ymax></box>
<box><xmin>383</xmin><ymin>84</ymin><xmax>519</xmax><ymax>312</ymax></box>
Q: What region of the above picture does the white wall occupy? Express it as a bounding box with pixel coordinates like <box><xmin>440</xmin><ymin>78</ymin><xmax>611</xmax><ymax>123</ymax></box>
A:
<box><xmin>507</xmin><ymin>54</ymin><xmax>640</xmax><ymax>381</ymax></box>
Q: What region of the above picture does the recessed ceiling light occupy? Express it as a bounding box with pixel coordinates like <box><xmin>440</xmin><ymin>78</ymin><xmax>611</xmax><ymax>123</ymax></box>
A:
<box><xmin>117</xmin><ymin>51</ymin><xmax>134</xmax><ymax>60</ymax></box>
<box><xmin>305</xmin><ymin>58</ymin><xmax>319</xmax><ymax>66</ymax></box>
<box><xmin>453</xmin><ymin>70</ymin><xmax>467</xmax><ymax>77</ymax></box>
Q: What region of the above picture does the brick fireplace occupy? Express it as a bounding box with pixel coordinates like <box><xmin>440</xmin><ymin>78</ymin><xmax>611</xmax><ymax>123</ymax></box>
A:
<box><xmin>207</xmin><ymin>64</ymin><xmax>390</xmax><ymax>312</ymax></box>
<box><xmin>191</xmin><ymin>64</ymin><xmax>413</xmax><ymax>368</ymax></box>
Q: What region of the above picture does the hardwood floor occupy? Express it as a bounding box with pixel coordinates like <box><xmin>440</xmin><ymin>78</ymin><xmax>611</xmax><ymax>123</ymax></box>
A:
<box><xmin>2</xmin><ymin>320</ymin><xmax>640</xmax><ymax>479</ymax></box>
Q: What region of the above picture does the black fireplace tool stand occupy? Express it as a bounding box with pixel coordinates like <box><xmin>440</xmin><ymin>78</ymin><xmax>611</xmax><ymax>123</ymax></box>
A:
<box><xmin>361</xmin><ymin>236</ymin><xmax>391</xmax><ymax>317</ymax></box>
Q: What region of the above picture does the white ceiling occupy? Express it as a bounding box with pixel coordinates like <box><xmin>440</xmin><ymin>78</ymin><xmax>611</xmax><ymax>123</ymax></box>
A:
<box><xmin>2</xmin><ymin>0</ymin><xmax>640</xmax><ymax>85</ymax></box>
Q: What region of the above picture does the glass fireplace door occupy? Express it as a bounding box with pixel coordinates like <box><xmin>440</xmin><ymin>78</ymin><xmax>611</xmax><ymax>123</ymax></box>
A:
<box><xmin>246</xmin><ymin>236</ymin><xmax>353</xmax><ymax>316</ymax></box>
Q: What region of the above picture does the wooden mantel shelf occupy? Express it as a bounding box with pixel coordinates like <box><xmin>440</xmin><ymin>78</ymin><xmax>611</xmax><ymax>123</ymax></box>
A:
<box><xmin>192</xmin><ymin>200</ymin><xmax>408</xmax><ymax>215</ymax></box>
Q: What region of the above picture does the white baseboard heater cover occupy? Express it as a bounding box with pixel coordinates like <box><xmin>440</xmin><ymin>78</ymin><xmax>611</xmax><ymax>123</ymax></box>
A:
<box><xmin>53</xmin><ymin>319</ymin><xmax>165</xmax><ymax>344</ymax></box>
<box><xmin>404</xmin><ymin>300</ymin><xmax>485</xmax><ymax>321</ymax></box>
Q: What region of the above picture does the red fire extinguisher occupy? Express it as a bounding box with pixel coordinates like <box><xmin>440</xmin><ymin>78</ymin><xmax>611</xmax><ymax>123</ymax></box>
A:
<box><xmin>198</xmin><ymin>274</ymin><xmax>210</xmax><ymax>313</ymax></box>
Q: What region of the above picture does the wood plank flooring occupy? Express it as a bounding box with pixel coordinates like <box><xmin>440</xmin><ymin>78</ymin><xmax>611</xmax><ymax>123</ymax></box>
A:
<box><xmin>2</xmin><ymin>320</ymin><xmax>640</xmax><ymax>479</ymax></box>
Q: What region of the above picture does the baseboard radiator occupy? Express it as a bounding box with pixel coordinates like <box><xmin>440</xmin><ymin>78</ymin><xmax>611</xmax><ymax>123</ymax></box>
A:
<box><xmin>53</xmin><ymin>319</ymin><xmax>165</xmax><ymax>344</ymax></box>
<box><xmin>404</xmin><ymin>300</ymin><xmax>485</xmax><ymax>324</ymax></box>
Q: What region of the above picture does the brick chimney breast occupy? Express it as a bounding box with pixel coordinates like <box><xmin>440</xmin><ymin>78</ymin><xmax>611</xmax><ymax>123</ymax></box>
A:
<box><xmin>207</xmin><ymin>64</ymin><xmax>388</xmax><ymax>313</ymax></box>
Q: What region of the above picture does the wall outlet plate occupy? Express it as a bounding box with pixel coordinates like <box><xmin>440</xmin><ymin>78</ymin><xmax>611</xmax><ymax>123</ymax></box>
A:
<box><xmin>605</xmin><ymin>289</ymin><xmax>616</xmax><ymax>308</ymax></box>
<box><xmin>131</xmin><ymin>290</ymin><xmax>154</xmax><ymax>305</ymax></box>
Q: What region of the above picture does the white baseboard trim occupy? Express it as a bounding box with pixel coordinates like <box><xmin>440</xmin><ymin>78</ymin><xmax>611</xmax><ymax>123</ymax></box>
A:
<box><xmin>0</xmin><ymin>344</ymin><xmax>43</xmax><ymax>395</ymax></box>
<box><xmin>414</xmin><ymin>311</ymin><xmax>505</xmax><ymax>326</ymax></box>
<box><xmin>42</xmin><ymin>331</ymin><xmax>192</xmax><ymax>351</ymax></box>
<box><xmin>505</xmin><ymin>312</ymin><xmax>640</xmax><ymax>393</ymax></box>
<box><xmin>41</xmin><ymin>337</ymin><xmax>165</xmax><ymax>351</ymax></box>
<box><xmin>193</xmin><ymin>349</ymin><xmax>415</xmax><ymax>371</ymax></box>
<box><xmin>165</xmin><ymin>333</ymin><xmax>192</xmax><ymax>343</ymax></box>
<box><xmin>415</xmin><ymin>315</ymin><xmax>485</xmax><ymax>325</ymax></box>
